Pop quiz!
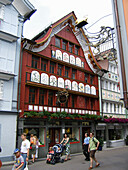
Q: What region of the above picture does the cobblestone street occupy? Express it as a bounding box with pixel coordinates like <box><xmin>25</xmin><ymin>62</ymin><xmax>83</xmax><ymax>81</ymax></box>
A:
<box><xmin>2</xmin><ymin>147</ymin><xmax>128</xmax><ymax>170</ymax></box>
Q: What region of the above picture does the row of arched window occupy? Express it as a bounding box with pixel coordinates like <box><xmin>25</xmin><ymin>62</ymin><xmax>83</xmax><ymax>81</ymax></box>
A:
<box><xmin>31</xmin><ymin>71</ymin><xmax>96</xmax><ymax>95</ymax></box>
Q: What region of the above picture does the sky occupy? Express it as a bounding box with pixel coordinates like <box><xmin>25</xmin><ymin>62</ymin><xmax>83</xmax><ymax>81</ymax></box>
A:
<box><xmin>23</xmin><ymin>0</ymin><xmax>114</xmax><ymax>39</ymax></box>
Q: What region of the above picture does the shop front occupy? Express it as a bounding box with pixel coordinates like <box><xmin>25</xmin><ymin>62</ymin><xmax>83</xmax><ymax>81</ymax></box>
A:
<box><xmin>18</xmin><ymin>118</ymin><xmax>94</xmax><ymax>158</ymax></box>
<box><xmin>96</xmin><ymin>123</ymin><xmax>126</xmax><ymax>148</ymax></box>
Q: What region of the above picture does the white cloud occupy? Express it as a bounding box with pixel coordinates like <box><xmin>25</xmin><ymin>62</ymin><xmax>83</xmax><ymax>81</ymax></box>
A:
<box><xmin>24</xmin><ymin>0</ymin><xmax>113</xmax><ymax>39</ymax></box>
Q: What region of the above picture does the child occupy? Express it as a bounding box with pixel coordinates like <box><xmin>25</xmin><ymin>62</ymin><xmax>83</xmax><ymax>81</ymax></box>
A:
<box><xmin>47</xmin><ymin>147</ymin><xmax>54</xmax><ymax>161</ymax></box>
<box><xmin>12</xmin><ymin>149</ymin><xmax>24</xmax><ymax>170</ymax></box>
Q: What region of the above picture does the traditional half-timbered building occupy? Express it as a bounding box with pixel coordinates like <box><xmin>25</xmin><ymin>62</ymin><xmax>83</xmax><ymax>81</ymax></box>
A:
<box><xmin>19</xmin><ymin>12</ymin><xmax>103</xmax><ymax>157</ymax></box>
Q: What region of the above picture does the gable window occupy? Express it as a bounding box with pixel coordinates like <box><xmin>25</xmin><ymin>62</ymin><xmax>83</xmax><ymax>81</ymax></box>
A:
<box><xmin>32</xmin><ymin>56</ymin><xmax>39</xmax><ymax>69</ymax></box>
<box><xmin>85</xmin><ymin>73</ymin><xmax>89</xmax><ymax>83</ymax></box>
<box><xmin>62</xmin><ymin>40</ymin><xmax>67</xmax><ymax>50</ymax></box>
<box><xmin>50</xmin><ymin>61</ymin><xmax>55</xmax><ymax>74</ymax></box>
<box><xmin>55</xmin><ymin>37</ymin><xmax>61</xmax><ymax>48</ymax></box>
<box><xmin>72</xmin><ymin>69</ymin><xmax>76</xmax><ymax>79</ymax></box>
<box><xmin>29</xmin><ymin>87</ymin><xmax>36</xmax><ymax>104</ymax></box>
<box><xmin>65</xmin><ymin>67</ymin><xmax>70</xmax><ymax>78</ymax></box>
<box><xmin>48</xmin><ymin>91</ymin><xmax>54</xmax><ymax>106</ymax></box>
<box><xmin>41</xmin><ymin>59</ymin><xmax>47</xmax><ymax>71</ymax></box>
<box><xmin>57</xmin><ymin>64</ymin><xmax>63</xmax><ymax>76</ymax></box>
<box><xmin>75</xmin><ymin>46</ymin><xmax>79</xmax><ymax>55</ymax></box>
<box><xmin>90</xmin><ymin>75</ymin><xmax>94</xmax><ymax>84</ymax></box>
<box><xmin>39</xmin><ymin>89</ymin><xmax>45</xmax><ymax>105</ymax></box>
<box><xmin>69</xmin><ymin>43</ymin><xmax>73</xmax><ymax>53</ymax></box>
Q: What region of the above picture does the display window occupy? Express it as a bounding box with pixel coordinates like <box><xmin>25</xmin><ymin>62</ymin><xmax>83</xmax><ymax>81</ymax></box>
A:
<box><xmin>109</xmin><ymin>129</ymin><xmax>123</xmax><ymax>140</ymax></box>
<box><xmin>24</xmin><ymin>128</ymin><xmax>45</xmax><ymax>147</ymax></box>
<box><xmin>65</xmin><ymin>127</ymin><xmax>80</xmax><ymax>144</ymax></box>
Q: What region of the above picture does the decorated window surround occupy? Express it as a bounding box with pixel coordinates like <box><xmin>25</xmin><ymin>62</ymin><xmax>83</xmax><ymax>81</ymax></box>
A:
<box><xmin>30</xmin><ymin>70</ymin><xmax>97</xmax><ymax>95</ymax></box>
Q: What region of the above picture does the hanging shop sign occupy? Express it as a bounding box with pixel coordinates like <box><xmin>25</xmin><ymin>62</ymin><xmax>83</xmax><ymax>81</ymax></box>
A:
<box><xmin>57</xmin><ymin>89</ymin><xmax>69</xmax><ymax>104</ymax></box>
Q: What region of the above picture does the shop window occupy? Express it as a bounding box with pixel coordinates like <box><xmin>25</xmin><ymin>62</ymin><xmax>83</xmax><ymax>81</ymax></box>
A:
<box><xmin>85</xmin><ymin>73</ymin><xmax>89</xmax><ymax>83</ymax></box>
<box><xmin>75</xmin><ymin>46</ymin><xmax>79</xmax><ymax>55</ymax></box>
<box><xmin>72</xmin><ymin>69</ymin><xmax>76</xmax><ymax>79</ymax></box>
<box><xmin>48</xmin><ymin>91</ymin><xmax>54</xmax><ymax>106</ymax></box>
<box><xmin>55</xmin><ymin>37</ymin><xmax>61</xmax><ymax>48</ymax></box>
<box><xmin>90</xmin><ymin>75</ymin><xmax>94</xmax><ymax>84</ymax></box>
<box><xmin>65</xmin><ymin>67</ymin><xmax>70</xmax><ymax>78</ymax></box>
<box><xmin>50</xmin><ymin>61</ymin><xmax>55</xmax><ymax>74</ymax></box>
<box><xmin>32</xmin><ymin>56</ymin><xmax>40</xmax><ymax>69</ymax></box>
<box><xmin>39</xmin><ymin>89</ymin><xmax>45</xmax><ymax>105</ymax></box>
<box><xmin>62</xmin><ymin>40</ymin><xmax>67</xmax><ymax>50</ymax></box>
<box><xmin>29</xmin><ymin>87</ymin><xmax>36</xmax><ymax>104</ymax></box>
<box><xmin>69</xmin><ymin>43</ymin><xmax>73</xmax><ymax>53</ymax></box>
<box><xmin>57</xmin><ymin>64</ymin><xmax>63</xmax><ymax>76</ymax></box>
<box><xmin>41</xmin><ymin>59</ymin><xmax>47</xmax><ymax>71</ymax></box>
<box><xmin>109</xmin><ymin>129</ymin><xmax>123</xmax><ymax>140</ymax></box>
<box><xmin>24</xmin><ymin>128</ymin><xmax>45</xmax><ymax>146</ymax></box>
<box><xmin>65</xmin><ymin>127</ymin><xmax>79</xmax><ymax>142</ymax></box>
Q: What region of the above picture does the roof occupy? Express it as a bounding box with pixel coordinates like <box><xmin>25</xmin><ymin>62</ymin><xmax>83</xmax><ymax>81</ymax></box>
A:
<box><xmin>24</xmin><ymin>11</ymin><xmax>104</xmax><ymax>74</ymax></box>
<box><xmin>12</xmin><ymin>0</ymin><xmax>36</xmax><ymax>22</ymax></box>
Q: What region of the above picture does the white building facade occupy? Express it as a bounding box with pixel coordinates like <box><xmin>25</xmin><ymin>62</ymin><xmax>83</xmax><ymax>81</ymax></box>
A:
<box><xmin>102</xmin><ymin>60</ymin><xmax>126</xmax><ymax>118</ymax></box>
<box><xmin>0</xmin><ymin>0</ymin><xmax>35</xmax><ymax>162</ymax></box>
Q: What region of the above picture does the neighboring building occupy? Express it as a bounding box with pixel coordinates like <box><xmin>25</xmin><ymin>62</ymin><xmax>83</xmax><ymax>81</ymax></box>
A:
<box><xmin>19</xmin><ymin>12</ymin><xmax>102</xmax><ymax>157</ymax></box>
<box><xmin>112</xmin><ymin>0</ymin><xmax>128</xmax><ymax>108</ymax></box>
<box><xmin>0</xmin><ymin>0</ymin><xmax>35</xmax><ymax>162</ymax></box>
<box><xmin>96</xmin><ymin>29</ymin><xmax>127</xmax><ymax>148</ymax></box>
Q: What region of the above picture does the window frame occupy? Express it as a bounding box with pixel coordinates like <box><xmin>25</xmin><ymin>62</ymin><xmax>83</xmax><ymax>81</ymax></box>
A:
<box><xmin>55</xmin><ymin>37</ymin><xmax>61</xmax><ymax>48</ymax></box>
<box><xmin>41</xmin><ymin>59</ymin><xmax>47</xmax><ymax>71</ymax></box>
<box><xmin>50</xmin><ymin>61</ymin><xmax>55</xmax><ymax>74</ymax></box>
<box><xmin>31</xmin><ymin>56</ymin><xmax>40</xmax><ymax>69</ymax></box>
<box><xmin>29</xmin><ymin>87</ymin><xmax>36</xmax><ymax>104</ymax></box>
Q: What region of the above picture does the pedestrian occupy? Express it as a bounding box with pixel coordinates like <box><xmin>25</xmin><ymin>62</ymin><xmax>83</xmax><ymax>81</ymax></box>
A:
<box><xmin>30</xmin><ymin>134</ymin><xmax>36</xmax><ymax>163</ymax></box>
<box><xmin>32</xmin><ymin>136</ymin><xmax>39</xmax><ymax>160</ymax></box>
<box><xmin>83</xmin><ymin>133</ymin><xmax>90</xmax><ymax>161</ymax></box>
<box><xmin>35</xmin><ymin>136</ymin><xmax>39</xmax><ymax>159</ymax></box>
<box><xmin>21</xmin><ymin>133</ymin><xmax>30</xmax><ymax>169</ymax></box>
<box><xmin>60</xmin><ymin>133</ymin><xmax>71</xmax><ymax>161</ymax></box>
<box><xmin>12</xmin><ymin>148</ymin><xmax>24</xmax><ymax>170</ymax></box>
<box><xmin>88</xmin><ymin>132</ymin><xmax>100</xmax><ymax>169</ymax></box>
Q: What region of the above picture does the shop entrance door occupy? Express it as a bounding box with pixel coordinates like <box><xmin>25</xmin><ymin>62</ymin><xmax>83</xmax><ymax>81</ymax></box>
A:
<box><xmin>82</xmin><ymin>127</ymin><xmax>90</xmax><ymax>147</ymax></box>
<box><xmin>49</xmin><ymin>128</ymin><xmax>60</xmax><ymax>147</ymax></box>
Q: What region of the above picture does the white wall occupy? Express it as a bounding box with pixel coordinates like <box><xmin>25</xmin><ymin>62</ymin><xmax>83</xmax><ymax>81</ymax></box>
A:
<box><xmin>0</xmin><ymin>114</ymin><xmax>17</xmax><ymax>158</ymax></box>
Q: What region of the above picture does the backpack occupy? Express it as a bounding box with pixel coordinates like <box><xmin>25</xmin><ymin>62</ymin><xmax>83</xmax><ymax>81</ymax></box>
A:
<box><xmin>92</xmin><ymin>137</ymin><xmax>97</xmax><ymax>147</ymax></box>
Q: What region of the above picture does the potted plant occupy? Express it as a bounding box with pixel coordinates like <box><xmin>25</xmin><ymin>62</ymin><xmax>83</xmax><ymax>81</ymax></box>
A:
<box><xmin>125</xmin><ymin>135</ymin><xmax>128</xmax><ymax>145</ymax></box>
<box><xmin>98</xmin><ymin>138</ymin><xmax>104</xmax><ymax>151</ymax></box>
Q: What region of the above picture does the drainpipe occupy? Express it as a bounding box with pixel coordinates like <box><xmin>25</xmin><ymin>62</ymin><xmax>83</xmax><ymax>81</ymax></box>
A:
<box><xmin>16</xmin><ymin>40</ymin><xmax>27</xmax><ymax>147</ymax></box>
<box><xmin>112</xmin><ymin>0</ymin><xmax>128</xmax><ymax>108</ymax></box>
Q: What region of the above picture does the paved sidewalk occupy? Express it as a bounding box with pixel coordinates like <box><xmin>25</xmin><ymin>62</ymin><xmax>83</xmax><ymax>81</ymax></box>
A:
<box><xmin>1</xmin><ymin>146</ymin><xmax>128</xmax><ymax>170</ymax></box>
